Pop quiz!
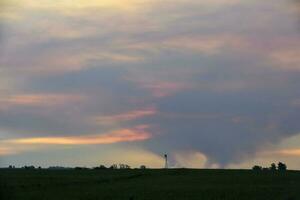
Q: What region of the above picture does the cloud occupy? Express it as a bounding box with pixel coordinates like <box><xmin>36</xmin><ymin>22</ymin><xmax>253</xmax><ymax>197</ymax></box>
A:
<box><xmin>0</xmin><ymin>145</ymin><xmax>165</xmax><ymax>168</ymax></box>
<box><xmin>4</xmin><ymin>126</ymin><xmax>151</xmax><ymax>145</ymax></box>
<box><xmin>92</xmin><ymin>108</ymin><xmax>157</xmax><ymax>125</ymax></box>
<box><xmin>266</xmin><ymin>149</ymin><xmax>300</xmax><ymax>156</ymax></box>
<box><xmin>0</xmin><ymin>147</ymin><xmax>17</xmax><ymax>156</ymax></box>
<box><xmin>162</xmin><ymin>35</ymin><xmax>249</xmax><ymax>55</ymax></box>
<box><xmin>0</xmin><ymin>93</ymin><xmax>86</xmax><ymax>108</ymax></box>
<box><xmin>2</xmin><ymin>0</ymin><xmax>145</xmax><ymax>14</ymax></box>
<box><xmin>173</xmin><ymin>151</ymin><xmax>208</xmax><ymax>168</ymax></box>
<box><xmin>270</xmin><ymin>47</ymin><xmax>300</xmax><ymax>70</ymax></box>
<box><xmin>289</xmin><ymin>0</ymin><xmax>300</xmax><ymax>28</ymax></box>
<box><xmin>101</xmin><ymin>148</ymin><xmax>164</xmax><ymax>168</ymax></box>
<box><xmin>227</xmin><ymin>134</ymin><xmax>300</xmax><ymax>169</ymax></box>
<box><xmin>1</xmin><ymin>0</ymin><xmax>300</xmax><ymax>168</ymax></box>
<box><xmin>138</xmin><ymin>82</ymin><xmax>190</xmax><ymax>98</ymax></box>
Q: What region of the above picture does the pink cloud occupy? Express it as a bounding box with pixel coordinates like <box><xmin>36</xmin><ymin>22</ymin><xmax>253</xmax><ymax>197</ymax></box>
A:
<box><xmin>0</xmin><ymin>93</ymin><xmax>86</xmax><ymax>108</ymax></box>
<box><xmin>141</xmin><ymin>82</ymin><xmax>189</xmax><ymax>98</ymax></box>
<box><xmin>5</xmin><ymin>126</ymin><xmax>152</xmax><ymax>145</ymax></box>
<box><xmin>93</xmin><ymin>108</ymin><xmax>157</xmax><ymax>125</ymax></box>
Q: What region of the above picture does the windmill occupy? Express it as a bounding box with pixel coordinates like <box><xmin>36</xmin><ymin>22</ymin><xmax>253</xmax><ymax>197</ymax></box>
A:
<box><xmin>164</xmin><ymin>154</ymin><xmax>168</xmax><ymax>169</ymax></box>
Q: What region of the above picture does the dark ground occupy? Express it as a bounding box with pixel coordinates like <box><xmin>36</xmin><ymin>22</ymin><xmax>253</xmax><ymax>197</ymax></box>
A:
<box><xmin>0</xmin><ymin>169</ymin><xmax>299</xmax><ymax>200</ymax></box>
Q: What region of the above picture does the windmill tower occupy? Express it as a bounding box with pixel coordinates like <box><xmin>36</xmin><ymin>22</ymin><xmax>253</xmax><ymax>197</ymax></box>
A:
<box><xmin>164</xmin><ymin>154</ymin><xmax>168</xmax><ymax>169</ymax></box>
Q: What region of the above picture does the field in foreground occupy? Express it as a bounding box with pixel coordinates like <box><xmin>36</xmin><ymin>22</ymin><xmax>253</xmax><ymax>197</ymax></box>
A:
<box><xmin>0</xmin><ymin>169</ymin><xmax>299</xmax><ymax>200</ymax></box>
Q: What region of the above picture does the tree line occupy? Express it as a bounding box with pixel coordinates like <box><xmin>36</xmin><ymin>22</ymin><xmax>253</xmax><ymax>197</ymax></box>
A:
<box><xmin>252</xmin><ymin>162</ymin><xmax>287</xmax><ymax>172</ymax></box>
<box><xmin>7</xmin><ymin>164</ymin><xmax>147</xmax><ymax>170</ymax></box>
<box><xmin>6</xmin><ymin>163</ymin><xmax>288</xmax><ymax>171</ymax></box>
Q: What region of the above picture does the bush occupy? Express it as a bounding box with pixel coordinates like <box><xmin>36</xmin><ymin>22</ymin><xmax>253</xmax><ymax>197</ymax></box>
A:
<box><xmin>252</xmin><ymin>162</ymin><xmax>288</xmax><ymax>172</ymax></box>
<box><xmin>262</xmin><ymin>167</ymin><xmax>270</xmax><ymax>172</ymax></box>
<box><xmin>23</xmin><ymin>166</ymin><xmax>35</xmax><ymax>170</ymax></box>
<box><xmin>252</xmin><ymin>165</ymin><xmax>262</xmax><ymax>171</ymax></box>
<box><xmin>278</xmin><ymin>162</ymin><xmax>287</xmax><ymax>171</ymax></box>
<box><xmin>109</xmin><ymin>164</ymin><xmax>118</xmax><ymax>169</ymax></box>
<box><xmin>140</xmin><ymin>165</ymin><xmax>146</xmax><ymax>169</ymax></box>
<box><xmin>94</xmin><ymin>165</ymin><xmax>107</xmax><ymax>170</ymax></box>
<box><xmin>270</xmin><ymin>163</ymin><xmax>277</xmax><ymax>171</ymax></box>
<box><xmin>119</xmin><ymin>164</ymin><xmax>131</xmax><ymax>169</ymax></box>
<box><xmin>75</xmin><ymin>167</ymin><xmax>89</xmax><ymax>170</ymax></box>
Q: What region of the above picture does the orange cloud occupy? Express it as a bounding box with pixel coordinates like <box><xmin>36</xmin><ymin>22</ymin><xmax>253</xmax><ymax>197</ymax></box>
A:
<box><xmin>11</xmin><ymin>50</ymin><xmax>145</xmax><ymax>75</ymax></box>
<box><xmin>0</xmin><ymin>147</ymin><xmax>17</xmax><ymax>156</ymax></box>
<box><xmin>163</xmin><ymin>35</ymin><xmax>249</xmax><ymax>55</ymax></box>
<box><xmin>0</xmin><ymin>94</ymin><xmax>86</xmax><ymax>107</ymax></box>
<box><xmin>142</xmin><ymin>82</ymin><xmax>189</xmax><ymax>98</ymax></box>
<box><xmin>125</xmin><ymin>34</ymin><xmax>249</xmax><ymax>56</ymax></box>
<box><xmin>93</xmin><ymin>108</ymin><xmax>157</xmax><ymax>125</ymax></box>
<box><xmin>6</xmin><ymin>127</ymin><xmax>151</xmax><ymax>145</ymax></box>
<box><xmin>6</xmin><ymin>0</ymin><xmax>144</xmax><ymax>13</ymax></box>
<box><xmin>270</xmin><ymin>48</ymin><xmax>300</xmax><ymax>70</ymax></box>
<box><xmin>272</xmin><ymin>149</ymin><xmax>300</xmax><ymax>156</ymax></box>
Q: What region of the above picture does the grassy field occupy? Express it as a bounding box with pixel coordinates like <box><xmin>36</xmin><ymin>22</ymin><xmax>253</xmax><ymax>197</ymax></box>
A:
<box><xmin>0</xmin><ymin>169</ymin><xmax>299</xmax><ymax>200</ymax></box>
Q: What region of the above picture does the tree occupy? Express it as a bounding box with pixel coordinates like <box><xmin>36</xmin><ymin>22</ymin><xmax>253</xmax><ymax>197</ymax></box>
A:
<box><xmin>119</xmin><ymin>164</ymin><xmax>131</xmax><ymax>169</ymax></box>
<box><xmin>262</xmin><ymin>167</ymin><xmax>269</xmax><ymax>171</ymax></box>
<box><xmin>252</xmin><ymin>165</ymin><xmax>262</xmax><ymax>171</ymax></box>
<box><xmin>75</xmin><ymin>167</ymin><xmax>83</xmax><ymax>170</ymax></box>
<box><xmin>75</xmin><ymin>167</ymin><xmax>89</xmax><ymax>170</ymax></box>
<box><xmin>23</xmin><ymin>165</ymin><xmax>35</xmax><ymax>170</ymax></box>
<box><xmin>125</xmin><ymin>164</ymin><xmax>131</xmax><ymax>169</ymax></box>
<box><xmin>140</xmin><ymin>165</ymin><xmax>146</xmax><ymax>169</ymax></box>
<box><xmin>94</xmin><ymin>165</ymin><xmax>107</xmax><ymax>170</ymax></box>
<box><xmin>109</xmin><ymin>164</ymin><xmax>118</xmax><ymax>169</ymax></box>
<box><xmin>278</xmin><ymin>162</ymin><xmax>287</xmax><ymax>171</ymax></box>
<box><xmin>99</xmin><ymin>165</ymin><xmax>107</xmax><ymax>169</ymax></box>
<box><xmin>270</xmin><ymin>163</ymin><xmax>277</xmax><ymax>171</ymax></box>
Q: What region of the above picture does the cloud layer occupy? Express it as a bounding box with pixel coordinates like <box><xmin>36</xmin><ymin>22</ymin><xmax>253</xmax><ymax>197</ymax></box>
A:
<box><xmin>1</xmin><ymin>0</ymin><xmax>300</xmax><ymax>168</ymax></box>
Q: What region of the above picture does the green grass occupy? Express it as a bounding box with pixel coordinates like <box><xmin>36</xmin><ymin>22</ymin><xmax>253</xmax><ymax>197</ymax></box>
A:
<box><xmin>1</xmin><ymin>169</ymin><xmax>299</xmax><ymax>200</ymax></box>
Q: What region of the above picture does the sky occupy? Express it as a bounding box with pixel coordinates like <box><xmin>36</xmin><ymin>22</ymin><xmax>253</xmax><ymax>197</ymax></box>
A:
<box><xmin>0</xmin><ymin>0</ymin><xmax>300</xmax><ymax>169</ymax></box>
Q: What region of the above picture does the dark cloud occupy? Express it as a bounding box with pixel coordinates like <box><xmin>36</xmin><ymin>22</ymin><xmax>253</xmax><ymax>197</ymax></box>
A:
<box><xmin>127</xmin><ymin>50</ymin><xmax>300</xmax><ymax>167</ymax></box>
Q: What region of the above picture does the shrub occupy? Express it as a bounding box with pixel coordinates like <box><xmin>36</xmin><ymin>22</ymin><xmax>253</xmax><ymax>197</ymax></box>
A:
<box><xmin>252</xmin><ymin>165</ymin><xmax>262</xmax><ymax>171</ymax></box>
<box><xmin>94</xmin><ymin>165</ymin><xmax>107</xmax><ymax>170</ymax></box>
<box><xmin>109</xmin><ymin>164</ymin><xmax>118</xmax><ymax>169</ymax></box>
<box><xmin>278</xmin><ymin>162</ymin><xmax>287</xmax><ymax>171</ymax></box>
<box><xmin>140</xmin><ymin>165</ymin><xmax>146</xmax><ymax>169</ymax></box>
<box><xmin>270</xmin><ymin>163</ymin><xmax>277</xmax><ymax>171</ymax></box>
<box><xmin>119</xmin><ymin>164</ymin><xmax>131</xmax><ymax>169</ymax></box>
<box><xmin>23</xmin><ymin>166</ymin><xmax>35</xmax><ymax>170</ymax></box>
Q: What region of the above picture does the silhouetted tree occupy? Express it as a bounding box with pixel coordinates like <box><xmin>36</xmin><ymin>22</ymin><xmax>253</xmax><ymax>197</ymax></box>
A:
<box><xmin>262</xmin><ymin>167</ymin><xmax>269</xmax><ymax>171</ymax></box>
<box><xmin>252</xmin><ymin>165</ymin><xmax>262</xmax><ymax>171</ymax></box>
<box><xmin>109</xmin><ymin>164</ymin><xmax>118</xmax><ymax>169</ymax></box>
<box><xmin>119</xmin><ymin>164</ymin><xmax>131</xmax><ymax>169</ymax></box>
<box><xmin>119</xmin><ymin>164</ymin><xmax>125</xmax><ymax>169</ymax></box>
<box><xmin>75</xmin><ymin>167</ymin><xmax>89</xmax><ymax>170</ymax></box>
<box><xmin>278</xmin><ymin>162</ymin><xmax>287</xmax><ymax>171</ymax></box>
<box><xmin>99</xmin><ymin>165</ymin><xmax>107</xmax><ymax>169</ymax></box>
<box><xmin>23</xmin><ymin>165</ymin><xmax>35</xmax><ymax>170</ymax></box>
<box><xmin>270</xmin><ymin>163</ymin><xmax>277</xmax><ymax>171</ymax></box>
<box><xmin>140</xmin><ymin>165</ymin><xmax>146</xmax><ymax>169</ymax></box>
<box><xmin>94</xmin><ymin>165</ymin><xmax>107</xmax><ymax>170</ymax></box>
<box><xmin>75</xmin><ymin>167</ymin><xmax>82</xmax><ymax>170</ymax></box>
<box><xmin>48</xmin><ymin>166</ymin><xmax>69</xmax><ymax>170</ymax></box>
